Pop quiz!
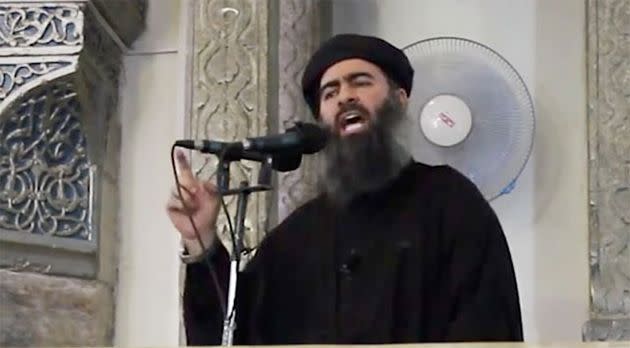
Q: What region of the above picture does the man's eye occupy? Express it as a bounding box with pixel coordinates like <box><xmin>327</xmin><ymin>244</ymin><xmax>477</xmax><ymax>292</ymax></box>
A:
<box><xmin>354</xmin><ymin>79</ymin><xmax>372</xmax><ymax>86</ymax></box>
<box><xmin>322</xmin><ymin>90</ymin><xmax>336</xmax><ymax>100</ymax></box>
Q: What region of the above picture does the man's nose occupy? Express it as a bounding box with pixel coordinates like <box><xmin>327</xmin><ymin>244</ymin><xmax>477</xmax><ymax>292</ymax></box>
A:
<box><xmin>337</xmin><ymin>85</ymin><xmax>358</xmax><ymax>106</ymax></box>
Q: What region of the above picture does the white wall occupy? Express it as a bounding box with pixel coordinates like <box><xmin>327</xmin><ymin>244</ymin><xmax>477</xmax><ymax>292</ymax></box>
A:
<box><xmin>333</xmin><ymin>0</ymin><xmax>588</xmax><ymax>342</ymax></box>
<box><xmin>115</xmin><ymin>0</ymin><xmax>186</xmax><ymax>346</ymax></box>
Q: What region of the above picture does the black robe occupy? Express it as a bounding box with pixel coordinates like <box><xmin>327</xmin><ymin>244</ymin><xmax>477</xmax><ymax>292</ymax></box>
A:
<box><xmin>183</xmin><ymin>162</ymin><xmax>524</xmax><ymax>345</ymax></box>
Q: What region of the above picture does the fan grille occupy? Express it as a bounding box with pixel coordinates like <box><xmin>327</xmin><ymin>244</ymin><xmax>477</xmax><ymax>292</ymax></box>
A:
<box><xmin>402</xmin><ymin>37</ymin><xmax>535</xmax><ymax>200</ymax></box>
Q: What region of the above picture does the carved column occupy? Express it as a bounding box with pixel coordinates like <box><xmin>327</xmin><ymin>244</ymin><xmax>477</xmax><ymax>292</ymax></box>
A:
<box><xmin>582</xmin><ymin>0</ymin><xmax>630</xmax><ymax>341</ymax></box>
<box><xmin>0</xmin><ymin>1</ymin><xmax>145</xmax><ymax>346</ymax></box>
<box><xmin>188</xmin><ymin>0</ymin><xmax>270</xmax><ymax>252</ymax></box>
<box><xmin>276</xmin><ymin>0</ymin><xmax>329</xmax><ymax>221</ymax></box>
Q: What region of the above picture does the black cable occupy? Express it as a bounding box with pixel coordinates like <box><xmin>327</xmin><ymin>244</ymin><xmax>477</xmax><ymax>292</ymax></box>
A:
<box><xmin>217</xmin><ymin>146</ymin><xmax>237</xmax><ymax>261</ymax></box>
<box><xmin>171</xmin><ymin>142</ymin><xmax>281</xmax><ymax>339</ymax></box>
<box><xmin>170</xmin><ymin>144</ymin><xmax>227</xmax><ymax>317</ymax></box>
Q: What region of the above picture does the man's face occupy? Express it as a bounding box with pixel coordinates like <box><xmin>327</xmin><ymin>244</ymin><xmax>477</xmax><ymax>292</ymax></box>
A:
<box><xmin>315</xmin><ymin>59</ymin><xmax>413</xmax><ymax>206</ymax></box>
<box><xmin>318</xmin><ymin>59</ymin><xmax>408</xmax><ymax>137</ymax></box>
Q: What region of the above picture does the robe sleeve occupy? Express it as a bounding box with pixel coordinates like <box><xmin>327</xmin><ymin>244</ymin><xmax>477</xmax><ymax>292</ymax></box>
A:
<box><xmin>183</xmin><ymin>240</ymin><xmax>270</xmax><ymax>345</ymax></box>
<box><xmin>183</xmin><ymin>242</ymin><xmax>231</xmax><ymax>345</ymax></box>
<box><xmin>434</xmin><ymin>167</ymin><xmax>524</xmax><ymax>341</ymax></box>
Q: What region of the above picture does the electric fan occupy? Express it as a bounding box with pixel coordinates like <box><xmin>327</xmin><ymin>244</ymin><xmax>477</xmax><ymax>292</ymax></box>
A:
<box><xmin>401</xmin><ymin>37</ymin><xmax>535</xmax><ymax>201</ymax></box>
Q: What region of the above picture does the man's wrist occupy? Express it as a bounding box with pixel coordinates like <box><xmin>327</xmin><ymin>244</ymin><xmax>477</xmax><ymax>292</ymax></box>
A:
<box><xmin>179</xmin><ymin>227</ymin><xmax>217</xmax><ymax>264</ymax></box>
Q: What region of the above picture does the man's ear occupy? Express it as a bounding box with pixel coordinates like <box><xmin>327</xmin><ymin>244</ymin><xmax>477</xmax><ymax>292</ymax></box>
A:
<box><xmin>396</xmin><ymin>88</ymin><xmax>409</xmax><ymax>108</ymax></box>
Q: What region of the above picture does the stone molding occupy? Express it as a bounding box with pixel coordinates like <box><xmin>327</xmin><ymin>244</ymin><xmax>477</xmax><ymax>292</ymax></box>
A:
<box><xmin>583</xmin><ymin>0</ymin><xmax>630</xmax><ymax>341</ymax></box>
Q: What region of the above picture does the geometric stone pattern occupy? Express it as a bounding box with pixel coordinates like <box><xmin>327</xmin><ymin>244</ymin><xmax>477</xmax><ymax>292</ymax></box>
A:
<box><xmin>0</xmin><ymin>1</ymin><xmax>145</xmax><ymax>346</ymax></box>
<box><xmin>0</xmin><ymin>79</ymin><xmax>91</xmax><ymax>241</ymax></box>
<box><xmin>0</xmin><ymin>0</ymin><xmax>144</xmax><ymax>279</ymax></box>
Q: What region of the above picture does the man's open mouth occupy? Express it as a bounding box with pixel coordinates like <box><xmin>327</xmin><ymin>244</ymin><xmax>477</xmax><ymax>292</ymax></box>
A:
<box><xmin>339</xmin><ymin>110</ymin><xmax>369</xmax><ymax>135</ymax></box>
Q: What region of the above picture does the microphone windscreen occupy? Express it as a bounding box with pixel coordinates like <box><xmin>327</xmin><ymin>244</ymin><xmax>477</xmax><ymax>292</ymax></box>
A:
<box><xmin>292</xmin><ymin>122</ymin><xmax>329</xmax><ymax>154</ymax></box>
<box><xmin>272</xmin><ymin>151</ymin><xmax>302</xmax><ymax>172</ymax></box>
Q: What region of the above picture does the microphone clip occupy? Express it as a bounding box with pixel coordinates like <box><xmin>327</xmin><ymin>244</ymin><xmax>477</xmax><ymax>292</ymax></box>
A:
<box><xmin>215</xmin><ymin>144</ymin><xmax>274</xmax><ymax>196</ymax></box>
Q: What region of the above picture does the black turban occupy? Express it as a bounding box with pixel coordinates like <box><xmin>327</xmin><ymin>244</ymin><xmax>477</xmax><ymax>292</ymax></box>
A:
<box><xmin>301</xmin><ymin>33</ymin><xmax>414</xmax><ymax>117</ymax></box>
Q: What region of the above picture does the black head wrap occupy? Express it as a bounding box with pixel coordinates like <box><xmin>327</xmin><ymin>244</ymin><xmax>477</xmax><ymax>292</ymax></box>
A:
<box><xmin>301</xmin><ymin>34</ymin><xmax>414</xmax><ymax>117</ymax></box>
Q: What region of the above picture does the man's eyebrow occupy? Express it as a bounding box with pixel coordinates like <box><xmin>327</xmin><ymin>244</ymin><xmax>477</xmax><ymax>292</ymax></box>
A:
<box><xmin>319</xmin><ymin>71</ymin><xmax>376</xmax><ymax>95</ymax></box>
<box><xmin>347</xmin><ymin>71</ymin><xmax>375</xmax><ymax>80</ymax></box>
<box><xmin>319</xmin><ymin>79</ymin><xmax>340</xmax><ymax>95</ymax></box>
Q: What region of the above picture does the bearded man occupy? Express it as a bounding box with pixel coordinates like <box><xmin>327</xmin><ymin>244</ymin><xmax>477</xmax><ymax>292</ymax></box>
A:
<box><xmin>167</xmin><ymin>34</ymin><xmax>524</xmax><ymax>345</ymax></box>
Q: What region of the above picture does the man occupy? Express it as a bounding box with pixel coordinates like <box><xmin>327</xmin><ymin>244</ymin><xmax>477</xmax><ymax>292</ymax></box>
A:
<box><xmin>167</xmin><ymin>34</ymin><xmax>523</xmax><ymax>345</ymax></box>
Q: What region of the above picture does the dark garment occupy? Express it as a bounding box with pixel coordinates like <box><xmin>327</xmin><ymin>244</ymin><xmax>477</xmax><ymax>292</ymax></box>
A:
<box><xmin>183</xmin><ymin>162</ymin><xmax>524</xmax><ymax>345</ymax></box>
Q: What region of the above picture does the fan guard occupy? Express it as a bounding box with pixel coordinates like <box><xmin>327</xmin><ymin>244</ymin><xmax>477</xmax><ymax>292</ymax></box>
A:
<box><xmin>401</xmin><ymin>37</ymin><xmax>535</xmax><ymax>200</ymax></box>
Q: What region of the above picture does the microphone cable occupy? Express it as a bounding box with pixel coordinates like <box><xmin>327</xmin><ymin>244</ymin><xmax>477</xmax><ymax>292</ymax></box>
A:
<box><xmin>170</xmin><ymin>143</ymin><xmax>239</xmax><ymax>318</ymax></box>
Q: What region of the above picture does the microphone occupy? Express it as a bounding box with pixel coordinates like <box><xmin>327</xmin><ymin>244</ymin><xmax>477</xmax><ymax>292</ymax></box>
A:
<box><xmin>175</xmin><ymin>122</ymin><xmax>329</xmax><ymax>157</ymax></box>
<box><xmin>243</xmin><ymin>122</ymin><xmax>329</xmax><ymax>154</ymax></box>
<box><xmin>174</xmin><ymin>141</ymin><xmax>302</xmax><ymax>173</ymax></box>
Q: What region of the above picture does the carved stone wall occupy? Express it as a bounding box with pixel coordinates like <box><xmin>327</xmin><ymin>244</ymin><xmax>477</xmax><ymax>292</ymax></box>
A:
<box><xmin>583</xmin><ymin>0</ymin><xmax>630</xmax><ymax>342</ymax></box>
<box><xmin>0</xmin><ymin>1</ymin><xmax>145</xmax><ymax>346</ymax></box>
<box><xmin>276</xmin><ymin>0</ymin><xmax>329</xmax><ymax>222</ymax></box>
<box><xmin>188</xmin><ymin>0</ymin><xmax>269</xmax><ymax>251</ymax></box>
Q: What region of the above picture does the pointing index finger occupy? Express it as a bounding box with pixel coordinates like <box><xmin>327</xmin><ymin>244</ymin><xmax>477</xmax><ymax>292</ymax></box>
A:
<box><xmin>175</xmin><ymin>149</ymin><xmax>196</xmax><ymax>184</ymax></box>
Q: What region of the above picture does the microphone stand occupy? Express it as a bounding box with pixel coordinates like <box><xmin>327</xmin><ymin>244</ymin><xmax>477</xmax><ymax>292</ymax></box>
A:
<box><xmin>217</xmin><ymin>154</ymin><xmax>272</xmax><ymax>346</ymax></box>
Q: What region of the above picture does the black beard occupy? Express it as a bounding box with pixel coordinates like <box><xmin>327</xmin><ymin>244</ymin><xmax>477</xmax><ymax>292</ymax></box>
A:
<box><xmin>317</xmin><ymin>92</ymin><xmax>411</xmax><ymax>207</ymax></box>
